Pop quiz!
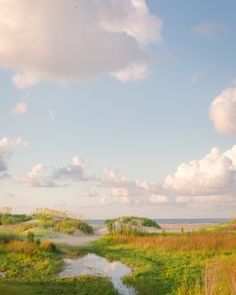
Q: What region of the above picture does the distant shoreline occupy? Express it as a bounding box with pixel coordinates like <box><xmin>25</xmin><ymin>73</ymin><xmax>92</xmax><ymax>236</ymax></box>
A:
<box><xmin>87</xmin><ymin>218</ymin><xmax>230</xmax><ymax>225</ymax></box>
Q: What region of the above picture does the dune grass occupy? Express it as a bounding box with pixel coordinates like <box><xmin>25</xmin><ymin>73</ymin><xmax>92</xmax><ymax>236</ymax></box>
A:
<box><xmin>0</xmin><ymin>209</ymin><xmax>94</xmax><ymax>236</ymax></box>
<box><xmin>1</xmin><ymin>213</ymin><xmax>236</xmax><ymax>294</ymax></box>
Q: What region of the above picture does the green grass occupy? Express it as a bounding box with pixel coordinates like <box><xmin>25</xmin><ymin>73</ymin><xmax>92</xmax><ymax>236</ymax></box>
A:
<box><xmin>0</xmin><ymin>277</ymin><xmax>117</xmax><ymax>295</ymax></box>
<box><xmin>1</xmin><ymin>214</ymin><xmax>236</xmax><ymax>294</ymax></box>
<box><xmin>0</xmin><ymin>231</ymin><xmax>117</xmax><ymax>295</ymax></box>
<box><xmin>80</xmin><ymin>231</ymin><xmax>236</xmax><ymax>295</ymax></box>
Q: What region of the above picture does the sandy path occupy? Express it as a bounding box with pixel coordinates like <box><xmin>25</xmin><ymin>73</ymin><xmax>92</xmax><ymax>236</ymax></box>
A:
<box><xmin>49</xmin><ymin>225</ymin><xmax>107</xmax><ymax>246</ymax></box>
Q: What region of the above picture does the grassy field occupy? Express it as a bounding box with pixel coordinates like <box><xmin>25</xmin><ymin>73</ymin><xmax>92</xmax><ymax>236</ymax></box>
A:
<box><xmin>0</xmin><ymin>210</ymin><xmax>116</xmax><ymax>295</ymax></box>
<box><xmin>0</xmin><ymin>233</ymin><xmax>117</xmax><ymax>295</ymax></box>
<box><xmin>81</xmin><ymin>231</ymin><xmax>236</xmax><ymax>295</ymax></box>
<box><xmin>0</xmin><ymin>212</ymin><xmax>236</xmax><ymax>295</ymax></box>
<box><xmin>0</xmin><ymin>278</ymin><xmax>117</xmax><ymax>295</ymax></box>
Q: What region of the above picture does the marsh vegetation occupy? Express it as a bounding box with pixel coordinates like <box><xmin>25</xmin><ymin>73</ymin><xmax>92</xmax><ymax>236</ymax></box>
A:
<box><xmin>0</xmin><ymin>211</ymin><xmax>235</xmax><ymax>294</ymax></box>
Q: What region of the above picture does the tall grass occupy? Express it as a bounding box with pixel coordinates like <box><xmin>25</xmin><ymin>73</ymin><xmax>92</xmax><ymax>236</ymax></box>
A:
<box><xmin>109</xmin><ymin>231</ymin><xmax>236</xmax><ymax>253</ymax></box>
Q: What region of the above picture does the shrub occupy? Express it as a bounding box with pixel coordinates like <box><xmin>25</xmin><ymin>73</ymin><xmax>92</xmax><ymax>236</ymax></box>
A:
<box><xmin>0</xmin><ymin>213</ymin><xmax>32</xmax><ymax>225</ymax></box>
<box><xmin>27</xmin><ymin>231</ymin><xmax>35</xmax><ymax>242</ymax></box>
<box><xmin>40</xmin><ymin>240</ymin><xmax>56</xmax><ymax>252</ymax></box>
<box><xmin>77</xmin><ymin>221</ymin><xmax>94</xmax><ymax>234</ymax></box>
<box><xmin>8</xmin><ymin>240</ymin><xmax>38</xmax><ymax>255</ymax></box>
<box><xmin>0</xmin><ymin>233</ymin><xmax>18</xmax><ymax>244</ymax></box>
<box><xmin>105</xmin><ymin>216</ymin><xmax>160</xmax><ymax>232</ymax></box>
<box><xmin>140</xmin><ymin>217</ymin><xmax>160</xmax><ymax>228</ymax></box>
<box><xmin>54</xmin><ymin>219</ymin><xmax>93</xmax><ymax>234</ymax></box>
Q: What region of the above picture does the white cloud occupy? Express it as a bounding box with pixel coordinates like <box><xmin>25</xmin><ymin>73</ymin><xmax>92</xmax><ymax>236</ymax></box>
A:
<box><xmin>192</xmin><ymin>21</ymin><xmax>227</xmax><ymax>38</ymax></box>
<box><xmin>209</xmin><ymin>85</ymin><xmax>236</xmax><ymax>135</ymax></box>
<box><xmin>102</xmin><ymin>145</ymin><xmax>236</xmax><ymax>206</ymax></box>
<box><xmin>16</xmin><ymin>156</ymin><xmax>97</xmax><ymax>188</ymax></box>
<box><xmin>0</xmin><ymin>137</ymin><xmax>30</xmax><ymax>152</ymax></box>
<box><xmin>0</xmin><ymin>0</ymin><xmax>162</xmax><ymax>88</ymax></box>
<box><xmin>164</xmin><ymin>146</ymin><xmax>236</xmax><ymax>199</ymax></box>
<box><xmin>15</xmin><ymin>137</ymin><xmax>30</xmax><ymax>148</ymax></box>
<box><xmin>15</xmin><ymin>163</ymin><xmax>57</xmax><ymax>187</ymax></box>
<box><xmin>10</xmin><ymin>102</ymin><xmax>28</xmax><ymax>115</ymax></box>
<box><xmin>11</xmin><ymin>145</ymin><xmax>236</xmax><ymax>209</ymax></box>
<box><xmin>103</xmin><ymin>168</ymin><xmax>168</xmax><ymax>204</ymax></box>
<box><xmin>111</xmin><ymin>63</ymin><xmax>149</xmax><ymax>82</ymax></box>
<box><xmin>53</xmin><ymin>156</ymin><xmax>96</xmax><ymax>182</ymax></box>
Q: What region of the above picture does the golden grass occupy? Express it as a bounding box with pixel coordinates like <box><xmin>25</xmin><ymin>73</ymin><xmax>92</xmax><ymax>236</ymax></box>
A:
<box><xmin>110</xmin><ymin>232</ymin><xmax>236</xmax><ymax>253</ymax></box>
<box><xmin>8</xmin><ymin>240</ymin><xmax>38</xmax><ymax>255</ymax></box>
<box><xmin>204</xmin><ymin>258</ymin><xmax>236</xmax><ymax>295</ymax></box>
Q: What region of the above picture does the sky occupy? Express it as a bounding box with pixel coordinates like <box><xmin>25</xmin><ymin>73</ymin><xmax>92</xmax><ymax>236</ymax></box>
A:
<box><xmin>0</xmin><ymin>0</ymin><xmax>236</xmax><ymax>219</ymax></box>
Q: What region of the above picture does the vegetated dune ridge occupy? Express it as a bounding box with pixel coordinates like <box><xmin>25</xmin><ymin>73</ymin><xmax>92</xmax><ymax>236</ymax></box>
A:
<box><xmin>49</xmin><ymin>220</ymin><xmax>223</xmax><ymax>246</ymax></box>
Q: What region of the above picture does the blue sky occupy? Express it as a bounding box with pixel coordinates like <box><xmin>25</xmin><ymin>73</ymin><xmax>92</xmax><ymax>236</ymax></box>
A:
<box><xmin>0</xmin><ymin>0</ymin><xmax>236</xmax><ymax>218</ymax></box>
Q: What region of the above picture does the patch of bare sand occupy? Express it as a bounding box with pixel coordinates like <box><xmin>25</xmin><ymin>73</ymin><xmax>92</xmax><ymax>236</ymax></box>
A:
<box><xmin>49</xmin><ymin>224</ymin><xmax>107</xmax><ymax>246</ymax></box>
<box><xmin>146</xmin><ymin>223</ymin><xmax>217</xmax><ymax>233</ymax></box>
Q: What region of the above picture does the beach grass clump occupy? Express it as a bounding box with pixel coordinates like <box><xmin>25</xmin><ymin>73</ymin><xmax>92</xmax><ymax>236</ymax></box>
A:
<box><xmin>105</xmin><ymin>216</ymin><xmax>160</xmax><ymax>233</ymax></box>
<box><xmin>0</xmin><ymin>213</ymin><xmax>32</xmax><ymax>225</ymax></box>
<box><xmin>54</xmin><ymin>219</ymin><xmax>93</xmax><ymax>234</ymax></box>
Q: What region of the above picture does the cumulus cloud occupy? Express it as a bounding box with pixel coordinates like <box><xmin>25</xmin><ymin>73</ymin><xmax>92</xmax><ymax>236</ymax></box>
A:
<box><xmin>53</xmin><ymin>156</ymin><xmax>96</xmax><ymax>182</ymax></box>
<box><xmin>101</xmin><ymin>145</ymin><xmax>236</xmax><ymax>206</ymax></box>
<box><xmin>16</xmin><ymin>156</ymin><xmax>97</xmax><ymax>187</ymax></box>
<box><xmin>0</xmin><ymin>0</ymin><xmax>162</xmax><ymax>88</ymax></box>
<box><xmin>103</xmin><ymin>168</ymin><xmax>169</xmax><ymax>204</ymax></box>
<box><xmin>164</xmin><ymin>146</ymin><xmax>236</xmax><ymax>201</ymax></box>
<box><xmin>209</xmin><ymin>85</ymin><xmax>236</xmax><ymax>135</ymax></box>
<box><xmin>15</xmin><ymin>163</ymin><xmax>57</xmax><ymax>187</ymax></box>
<box><xmin>10</xmin><ymin>102</ymin><xmax>27</xmax><ymax>115</ymax></box>
<box><xmin>0</xmin><ymin>136</ymin><xmax>30</xmax><ymax>151</ymax></box>
<box><xmin>11</xmin><ymin>145</ymin><xmax>236</xmax><ymax>208</ymax></box>
<box><xmin>192</xmin><ymin>21</ymin><xmax>227</xmax><ymax>38</ymax></box>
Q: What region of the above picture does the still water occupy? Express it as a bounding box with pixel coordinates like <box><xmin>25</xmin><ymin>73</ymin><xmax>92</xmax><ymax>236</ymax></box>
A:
<box><xmin>59</xmin><ymin>253</ymin><xmax>137</xmax><ymax>295</ymax></box>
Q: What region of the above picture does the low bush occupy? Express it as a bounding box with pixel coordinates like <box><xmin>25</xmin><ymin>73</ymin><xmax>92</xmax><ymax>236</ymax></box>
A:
<box><xmin>0</xmin><ymin>233</ymin><xmax>19</xmax><ymax>244</ymax></box>
<box><xmin>0</xmin><ymin>213</ymin><xmax>32</xmax><ymax>225</ymax></box>
<box><xmin>40</xmin><ymin>240</ymin><xmax>56</xmax><ymax>252</ymax></box>
<box><xmin>54</xmin><ymin>219</ymin><xmax>93</xmax><ymax>234</ymax></box>
<box><xmin>140</xmin><ymin>217</ymin><xmax>160</xmax><ymax>228</ymax></box>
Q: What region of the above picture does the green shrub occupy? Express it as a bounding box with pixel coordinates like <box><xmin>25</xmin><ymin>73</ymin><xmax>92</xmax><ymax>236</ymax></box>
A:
<box><xmin>0</xmin><ymin>213</ymin><xmax>32</xmax><ymax>225</ymax></box>
<box><xmin>140</xmin><ymin>217</ymin><xmax>160</xmax><ymax>228</ymax></box>
<box><xmin>27</xmin><ymin>231</ymin><xmax>35</xmax><ymax>242</ymax></box>
<box><xmin>105</xmin><ymin>216</ymin><xmax>160</xmax><ymax>232</ymax></box>
<box><xmin>0</xmin><ymin>233</ymin><xmax>18</xmax><ymax>244</ymax></box>
<box><xmin>54</xmin><ymin>219</ymin><xmax>93</xmax><ymax>234</ymax></box>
